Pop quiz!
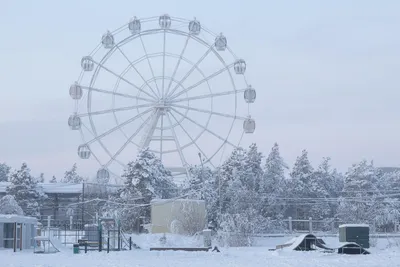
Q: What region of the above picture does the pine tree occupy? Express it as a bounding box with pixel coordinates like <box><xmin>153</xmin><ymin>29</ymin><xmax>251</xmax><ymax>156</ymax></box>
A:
<box><xmin>37</xmin><ymin>173</ymin><xmax>45</xmax><ymax>183</ymax></box>
<box><xmin>62</xmin><ymin>163</ymin><xmax>84</xmax><ymax>183</ymax></box>
<box><xmin>243</xmin><ymin>143</ymin><xmax>263</xmax><ymax>192</ymax></box>
<box><xmin>313</xmin><ymin>157</ymin><xmax>343</xmax><ymax>218</ymax></box>
<box><xmin>0</xmin><ymin>195</ymin><xmax>23</xmax><ymax>215</ymax></box>
<box><xmin>50</xmin><ymin>175</ymin><xmax>57</xmax><ymax>183</ymax></box>
<box><xmin>104</xmin><ymin>148</ymin><xmax>178</xmax><ymax>231</ymax></box>
<box><xmin>337</xmin><ymin>160</ymin><xmax>383</xmax><ymax>227</ymax></box>
<box><xmin>288</xmin><ymin>150</ymin><xmax>331</xmax><ymax>219</ymax></box>
<box><xmin>123</xmin><ymin>148</ymin><xmax>177</xmax><ymax>201</ymax></box>
<box><xmin>261</xmin><ymin>143</ymin><xmax>288</xmax><ymax>219</ymax></box>
<box><xmin>0</xmin><ymin>163</ymin><xmax>11</xmax><ymax>182</ymax></box>
<box><xmin>185</xmin><ymin>165</ymin><xmax>213</xmax><ymax>200</ymax></box>
<box><xmin>6</xmin><ymin>163</ymin><xmax>47</xmax><ymax>217</ymax></box>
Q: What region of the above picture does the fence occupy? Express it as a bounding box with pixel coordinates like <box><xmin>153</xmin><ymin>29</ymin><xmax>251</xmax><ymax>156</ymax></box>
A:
<box><xmin>280</xmin><ymin>217</ymin><xmax>400</xmax><ymax>234</ymax></box>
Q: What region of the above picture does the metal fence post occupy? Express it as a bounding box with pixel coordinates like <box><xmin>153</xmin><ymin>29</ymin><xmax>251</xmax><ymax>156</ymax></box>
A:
<box><xmin>288</xmin><ymin>217</ymin><xmax>292</xmax><ymax>233</ymax></box>
<box><xmin>309</xmin><ymin>217</ymin><xmax>312</xmax><ymax>233</ymax></box>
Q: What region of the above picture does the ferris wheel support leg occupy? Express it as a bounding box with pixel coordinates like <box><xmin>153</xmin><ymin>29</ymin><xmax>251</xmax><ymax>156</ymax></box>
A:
<box><xmin>168</xmin><ymin>111</ymin><xmax>215</xmax><ymax>169</ymax></box>
<box><xmin>139</xmin><ymin>109</ymin><xmax>161</xmax><ymax>150</ymax></box>
<box><xmin>166</xmin><ymin>112</ymin><xmax>189</xmax><ymax>177</ymax></box>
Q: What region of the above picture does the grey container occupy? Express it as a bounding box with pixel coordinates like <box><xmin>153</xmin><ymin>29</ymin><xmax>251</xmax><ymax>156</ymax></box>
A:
<box><xmin>339</xmin><ymin>224</ymin><xmax>369</xmax><ymax>248</ymax></box>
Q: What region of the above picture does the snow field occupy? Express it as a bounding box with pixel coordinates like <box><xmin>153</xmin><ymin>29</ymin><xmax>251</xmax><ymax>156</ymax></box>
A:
<box><xmin>2</xmin><ymin>235</ymin><xmax>400</xmax><ymax>267</ymax></box>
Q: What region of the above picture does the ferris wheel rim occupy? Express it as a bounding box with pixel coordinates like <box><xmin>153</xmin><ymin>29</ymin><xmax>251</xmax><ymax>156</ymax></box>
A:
<box><xmin>86</xmin><ymin>28</ymin><xmax>238</xmax><ymax>160</ymax></box>
<box><xmin>72</xmin><ymin>15</ymin><xmax>255</xmax><ymax>178</ymax></box>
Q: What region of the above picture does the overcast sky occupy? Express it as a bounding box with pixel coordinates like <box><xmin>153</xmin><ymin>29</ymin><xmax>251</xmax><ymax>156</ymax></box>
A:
<box><xmin>0</xmin><ymin>0</ymin><xmax>399</xmax><ymax>181</ymax></box>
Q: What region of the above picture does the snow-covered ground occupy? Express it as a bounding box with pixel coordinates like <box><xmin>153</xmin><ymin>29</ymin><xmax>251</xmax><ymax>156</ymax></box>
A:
<box><xmin>3</xmin><ymin>234</ymin><xmax>400</xmax><ymax>267</ymax></box>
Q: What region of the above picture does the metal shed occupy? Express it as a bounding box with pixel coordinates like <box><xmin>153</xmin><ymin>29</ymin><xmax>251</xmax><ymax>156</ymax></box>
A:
<box><xmin>0</xmin><ymin>214</ymin><xmax>38</xmax><ymax>250</ymax></box>
<box><xmin>339</xmin><ymin>224</ymin><xmax>370</xmax><ymax>248</ymax></box>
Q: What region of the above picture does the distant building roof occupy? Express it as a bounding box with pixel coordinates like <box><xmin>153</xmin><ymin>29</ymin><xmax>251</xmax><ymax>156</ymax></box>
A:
<box><xmin>0</xmin><ymin>214</ymin><xmax>37</xmax><ymax>224</ymax></box>
<box><xmin>0</xmin><ymin>182</ymin><xmax>83</xmax><ymax>194</ymax></box>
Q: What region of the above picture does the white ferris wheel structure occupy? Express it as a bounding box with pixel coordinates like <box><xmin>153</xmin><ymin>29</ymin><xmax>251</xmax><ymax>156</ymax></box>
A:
<box><xmin>69</xmin><ymin>14</ymin><xmax>257</xmax><ymax>183</ymax></box>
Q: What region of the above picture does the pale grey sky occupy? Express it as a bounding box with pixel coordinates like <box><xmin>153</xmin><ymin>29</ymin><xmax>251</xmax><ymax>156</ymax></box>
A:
<box><xmin>0</xmin><ymin>0</ymin><xmax>399</xmax><ymax>180</ymax></box>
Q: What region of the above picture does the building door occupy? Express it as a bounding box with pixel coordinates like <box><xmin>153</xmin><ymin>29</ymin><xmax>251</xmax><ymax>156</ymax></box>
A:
<box><xmin>3</xmin><ymin>223</ymin><xmax>14</xmax><ymax>248</ymax></box>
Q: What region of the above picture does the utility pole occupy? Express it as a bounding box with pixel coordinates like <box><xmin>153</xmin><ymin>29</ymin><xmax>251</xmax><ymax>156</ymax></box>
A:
<box><xmin>81</xmin><ymin>182</ymin><xmax>85</xmax><ymax>224</ymax></box>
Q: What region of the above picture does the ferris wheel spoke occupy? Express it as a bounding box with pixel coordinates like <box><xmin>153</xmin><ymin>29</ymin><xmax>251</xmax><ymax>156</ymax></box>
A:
<box><xmin>170</xmin><ymin>63</ymin><xmax>235</xmax><ymax>100</ymax></box>
<box><xmin>116</xmin><ymin>46</ymin><xmax>159</xmax><ymax>99</ymax></box>
<box><xmin>104</xmin><ymin>111</ymin><xmax>153</xmax><ymax>167</ymax></box>
<box><xmin>78</xmin><ymin>102</ymin><xmax>154</xmax><ymax>117</ymax></box>
<box><xmin>86</xmin><ymin>108</ymin><xmax>153</xmax><ymax>145</ymax></box>
<box><xmin>169</xmin><ymin>88</ymin><xmax>246</xmax><ymax>103</ymax></box>
<box><xmin>170</xmin><ymin>107</ymin><xmax>236</xmax><ymax>148</ymax></box>
<box><xmin>167</xmin><ymin>46</ymin><xmax>213</xmax><ymax>98</ymax></box>
<box><xmin>165</xmin><ymin>112</ymin><xmax>188</xmax><ymax>169</ymax></box>
<box><xmin>164</xmin><ymin>35</ymin><xmax>190</xmax><ymax>97</ymax></box>
<box><xmin>139</xmin><ymin>35</ymin><xmax>161</xmax><ymax>97</ymax></box>
<box><xmin>170</xmin><ymin>103</ymin><xmax>246</xmax><ymax>120</ymax></box>
<box><xmin>168</xmin><ymin>111</ymin><xmax>215</xmax><ymax>168</ymax></box>
<box><xmin>160</xmin><ymin>114</ymin><xmax>164</xmax><ymax>160</ymax></box>
<box><xmin>91</xmin><ymin>59</ymin><xmax>156</xmax><ymax>100</ymax></box>
<box><xmin>81</xmin><ymin>86</ymin><xmax>154</xmax><ymax>103</ymax></box>
<box><xmin>161</xmin><ymin>30</ymin><xmax>166</xmax><ymax>98</ymax></box>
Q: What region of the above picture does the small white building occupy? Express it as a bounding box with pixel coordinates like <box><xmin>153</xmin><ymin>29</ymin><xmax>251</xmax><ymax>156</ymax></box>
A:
<box><xmin>0</xmin><ymin>214</ymin><xmax>38</xmax><ymax>250</ymax></box>
<box><xmin>151</xmin><ymin>199</ymin><xmax>206</xmax><ymax>235</ymax></box>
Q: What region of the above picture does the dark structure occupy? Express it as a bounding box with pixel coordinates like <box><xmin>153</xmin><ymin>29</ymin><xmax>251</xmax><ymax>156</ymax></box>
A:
<box><xmin>339</xmin><ymin>224</ymin><xmax>370</xmax><ymax>248</ymax></box>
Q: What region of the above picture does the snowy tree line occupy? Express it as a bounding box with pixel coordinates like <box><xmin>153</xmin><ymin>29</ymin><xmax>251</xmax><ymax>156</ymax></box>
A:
<box><xmin>0</xmin><ymin>162</ymin><xmax>88</xmax><ymax>217</ymax></box>
<box><xmin>1</xmin><ymin>143</ymin><xmax>400</xmax><ymax>237</ymax></box>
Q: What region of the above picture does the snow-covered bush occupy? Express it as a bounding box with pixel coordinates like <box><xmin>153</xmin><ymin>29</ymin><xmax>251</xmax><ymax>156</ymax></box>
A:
<box><xmin>0</xmin><ymin>195</ymin><xmax>23</xmax><ymax>215</ymax></box>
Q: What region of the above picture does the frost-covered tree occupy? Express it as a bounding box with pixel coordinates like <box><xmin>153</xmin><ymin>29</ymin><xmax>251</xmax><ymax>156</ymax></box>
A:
<box><xmin>0</xmin><ymin>163</ymin><xmax>11</xmax><ymax>182</ymax></box>
<box><xmin>123</xmin><ymin>148</ymin><xmax>177</xmax><ymax>201</ymax></box>
<box><xmin>0</xmin><ymin>195</ymin><xmax>23</xmax><ymax>215</ymax></box>
<box><xmin>37</xmin><ymin>173</ymin><xmax>45</xmax><ymax>183</ymax></box>
<box><xmin>103</xmin><ymin>148</ymin><xmax>177</xmax><ymax>232</ymax></box>
<box><xmin>184</xmin><ymin>165</ymin><xmax>214</xmax><ymax>200</ymax></box>
<box><xmin>313</xmin><ymin>157</ymin><xmax>343</xmax><ymax>218</ymax></box>
<box><xmin>50</xmin><ymin>175</ymin><xmax>57</xmax><ymax>183</ymax></box>
<box><xmin>337</xmin><ymin>160</ymin><xmax>383</xmax><ymax>227</ymax></box>
<box><xmin>62</xmin><ymin>163</ymin><xmax>84</xmax><ymax>183</ymax></box>
<box><xmin>6</xmin><ymin>163</ymin><xmax>47</xmax><ymax>217</ymax></box>
<box><xmin>287</xmin><ymin>150</ymin><xmax>331</xmax><ymax>220</ymax></box>
<box><xmin>215</xmin><ymin>145</ymin><xmax>268</xmax><ymax>242</ymax></box>
<box><xmin>217</xmin><ymin>147</ymin><xmax>247</xmax><ymax>213</ymax></box>
<box><xmin>260</xmin><ymin>143</ymin><xmax>288</xmax><ymax>220</ymax></box>
<box><xmin>243</xmin><ymin>144</ymin><xmax>263</xmax><ymax>192</ymax></box>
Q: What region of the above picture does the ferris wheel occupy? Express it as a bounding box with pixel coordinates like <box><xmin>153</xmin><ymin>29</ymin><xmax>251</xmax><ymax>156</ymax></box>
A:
<box><xmin>69</xmin><ymin>14</ymin><xmax>256</xmax><ymax>183</ymax></box>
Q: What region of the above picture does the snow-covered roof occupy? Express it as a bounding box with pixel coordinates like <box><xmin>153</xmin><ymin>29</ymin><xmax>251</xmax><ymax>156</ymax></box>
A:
<box><xmin>0</xmin><ymin>182</ymin><xmax>83</xmax><ymax>194</ymax></box>
<box><xmin>0</xmin><ymin>214</ymin><xmax>37</xmax><ymax>224</ymax></box>
<box><xmin>151</xmin><ymin>198</ymin><xmax>205</xmax><ymax>205</ymax></box>
<box><xmin>339</xmin><ymin>224</ymin><xmax>369</xmax><ymax>228</ymax></box>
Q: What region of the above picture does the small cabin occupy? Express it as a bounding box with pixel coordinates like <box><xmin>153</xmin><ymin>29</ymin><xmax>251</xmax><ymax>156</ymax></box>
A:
<box><xmin>0</xmin><ymin>214</ymin><xmax>38</xmax><ymax>250</ymax></box>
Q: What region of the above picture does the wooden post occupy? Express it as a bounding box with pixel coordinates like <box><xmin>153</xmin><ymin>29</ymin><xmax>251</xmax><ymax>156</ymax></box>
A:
<box><xmin>20</xmin><ymin>224</ymin><xmax>22</xmax><ymax>251</ymax></box>
<box><xmin>288</xmin><ymin>217</ymin><xmax>292</xmax><ymax>233</ymax></box>
<box><xmin>107</xmin><ymin>236</ymin><xmax>110</xmax><ymax>253</ymax></box>
<box><xmin>81</xmin><ymin>183</ymin><xmax>85</xmax><ymax>224</ymax></box>
<box><xmin>129</xmin><ymin>237</ymin><xmax>132</xmax><ymax>250</ymax></box>
<box><xmin>331</xmin><ymin>221</ymin><xmax>335</xmax><ymax>233</ymax></box>
<box><xmin>13</xmin><ymin>222</ymin><xmax>17</xmax><ymax>252</ymax></box>
<box><xmin>309</xmin><ymin>217</ymin><xmax>313</xmax><ymax>233</ymax></box>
